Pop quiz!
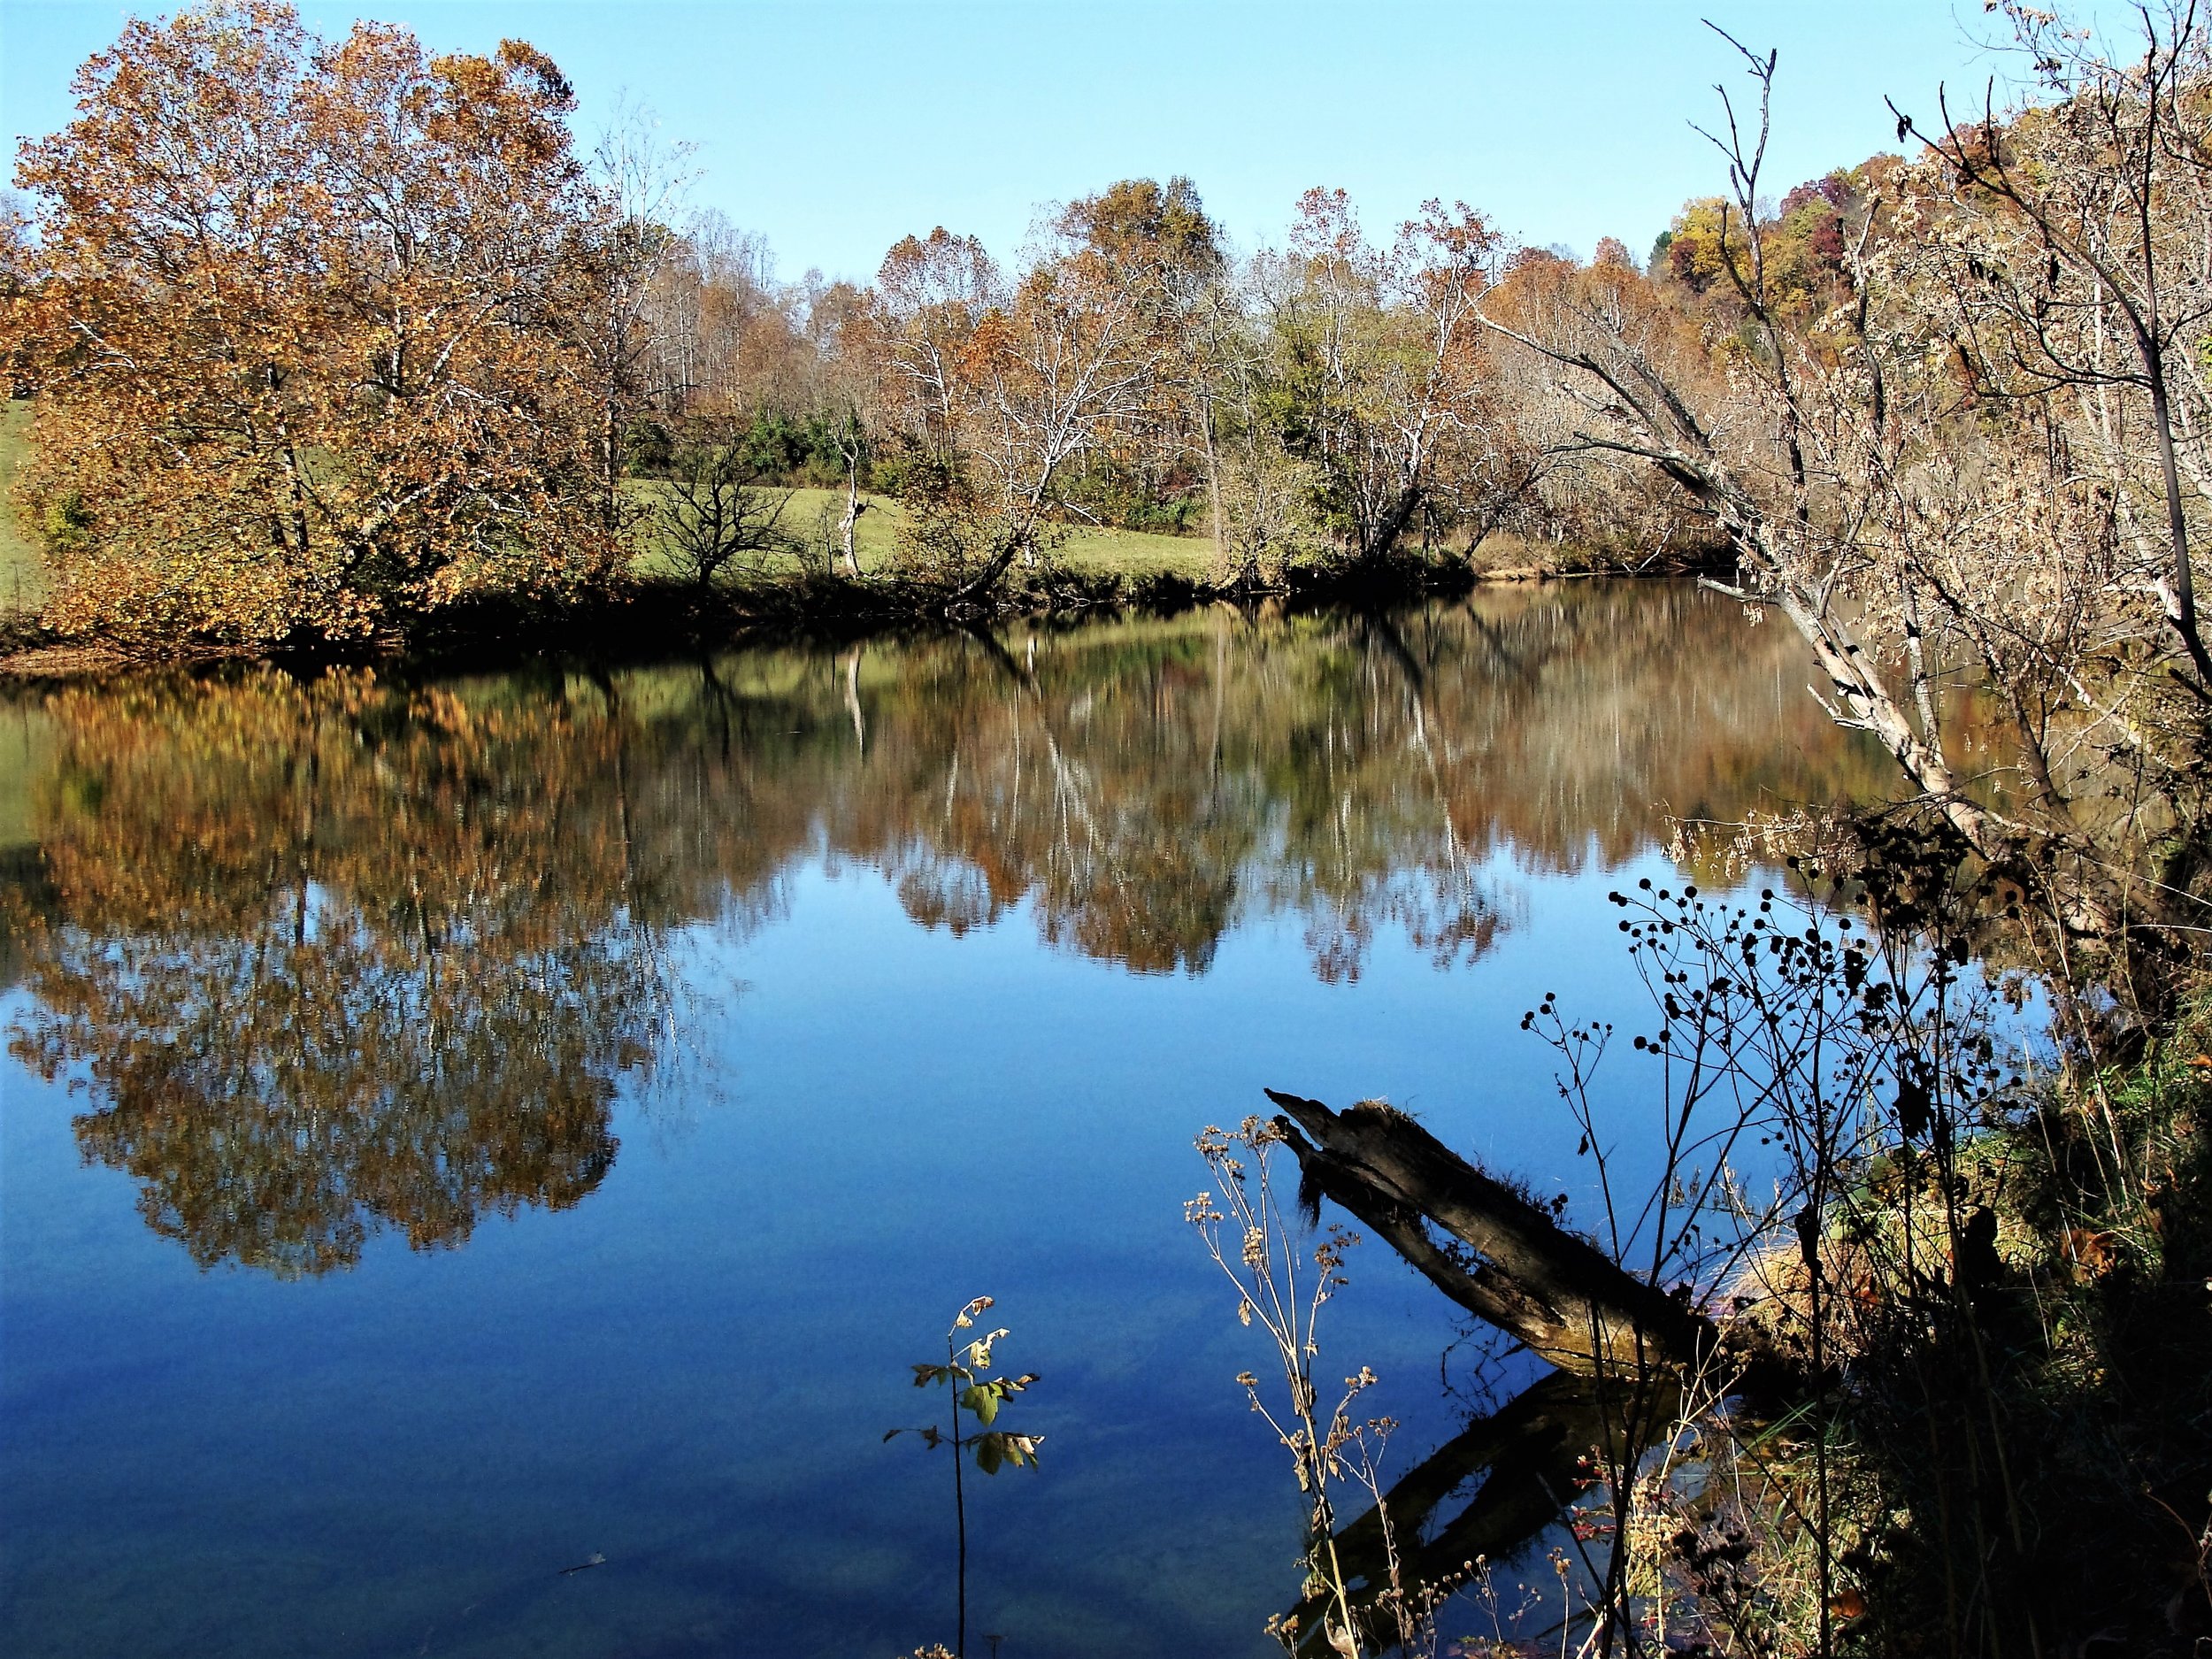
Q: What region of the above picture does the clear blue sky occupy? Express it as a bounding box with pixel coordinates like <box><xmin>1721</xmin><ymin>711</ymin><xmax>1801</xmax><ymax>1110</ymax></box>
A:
<box><xmin>0</xmin><ymin>1</ymin><xmax>2107</xmax><ymax>282</ymax></box>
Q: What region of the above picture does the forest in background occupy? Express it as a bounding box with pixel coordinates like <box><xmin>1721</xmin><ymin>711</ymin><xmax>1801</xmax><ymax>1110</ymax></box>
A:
<box><xmin>0</xmin><ymin>0</ymin><xmax>2178</xmax><ymax>644</ymax></box>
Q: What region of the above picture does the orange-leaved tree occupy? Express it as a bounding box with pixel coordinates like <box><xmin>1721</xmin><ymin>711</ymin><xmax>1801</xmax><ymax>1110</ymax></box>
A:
<box><xmin>1255</xmin><ymin>188</ymin><xmax>1509</xmax><ymax>567</ymax></box>
<box><xmin>872</xmin><ymin>223</ymin><xmax>1167</xmax><ymax>601</ymax></box>
<box><xmin>6</xmin><ymin>1</ymin><xmax>626</xmax><ymax>644</ymax></box>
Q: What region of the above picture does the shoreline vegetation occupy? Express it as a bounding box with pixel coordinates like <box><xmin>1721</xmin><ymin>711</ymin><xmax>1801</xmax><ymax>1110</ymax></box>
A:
<box><xmin>0</xmin><ymin>399</ymin><xmax>1730</xmax><ymax>684</ymax></box>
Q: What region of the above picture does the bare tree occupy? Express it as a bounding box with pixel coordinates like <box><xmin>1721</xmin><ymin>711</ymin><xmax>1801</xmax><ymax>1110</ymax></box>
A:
<box><xmin>1255</xmin><ymin>191</ymin><xmax>1506</xmax><ymax>567</ymax></box>
<box><xmin>656</xmin><ymin>442</ymin><xmax>794</xmax><ymax>594</ymax></box>
<box><xmin>1889</xmin><ymin>0</ymin><xmax>2212</xmax><ymax>691</ymax></box>
<box><xmin>803</xmin><ymin>277</ymin><xmax>883</xmax><ymax>578</ymax></box>
<box><xmin>1477</xmin><ymin>28</ymin><xmax>2201</xmax><ymax>945</ymax></box>
<box><xmin>872</xmin><ymin>226</ymin><xmax>1166</xmax><ymax>604</ymax></box>
<box><xmin>572</xmin><ymin>96</ymin><xmax>697</xmax><ymax>503</ymax></box>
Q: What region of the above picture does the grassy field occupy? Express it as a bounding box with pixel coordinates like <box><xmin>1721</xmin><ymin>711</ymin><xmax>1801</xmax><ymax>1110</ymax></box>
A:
<box><xmin>634</xmin><ymin>482</ymin><xmax>1215</xmax><ymax>582</ymax></box>
<box><xmin>0</xmin><ymin>402</ymin><xmax>43</xmax><ymax>611</ymax></box>
<box><xmin>0</xmin><ymin>426</ymin><xmax>1216</xmax><ymax>614</ymax></box>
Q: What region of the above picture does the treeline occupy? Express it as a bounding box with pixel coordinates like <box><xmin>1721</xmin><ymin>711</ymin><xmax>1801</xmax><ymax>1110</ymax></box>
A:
<box><xmin>0</xmin><ymin>0</ymin><xmax>2050</xmax><ymax>645</ymax></box>
<box><xmin>618</xmin><ymin>175</ymin><xmax>1884</xmax><ymax>578</ymax></box>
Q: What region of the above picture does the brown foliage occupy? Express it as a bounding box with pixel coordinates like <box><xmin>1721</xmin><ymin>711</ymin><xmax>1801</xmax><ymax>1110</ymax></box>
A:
<box><xmin>6</xmin><ymin>1</ymin><xmax>626</xmax><ymax>644</ymax></box>
<box><xmin>3</xmin><ymin>669</ymin><xmax>695</xmax><ymax>1273</ymax></box>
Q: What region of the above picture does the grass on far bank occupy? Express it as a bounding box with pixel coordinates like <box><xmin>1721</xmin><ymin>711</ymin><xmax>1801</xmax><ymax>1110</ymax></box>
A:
<box><xmin>627</xmin><ymin>480</ymin><xmax>1216</xmax><ymax>584</ymax></box>
<box><xmin>0</xmin><ymin>402</ymin><xmax>44</xmax><ymax>612</ymax></box>
<box><xmin>0</xmin><ymin>449</ymin><xmax>1215</xmax><ymax>623</ymax></box>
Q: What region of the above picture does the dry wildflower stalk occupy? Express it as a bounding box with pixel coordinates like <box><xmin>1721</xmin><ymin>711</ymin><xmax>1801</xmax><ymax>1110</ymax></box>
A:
<box><xmin>1190</xmin><ymin>1116</ymin><xmax>1385</xmax><ymax>1657</ymax></box>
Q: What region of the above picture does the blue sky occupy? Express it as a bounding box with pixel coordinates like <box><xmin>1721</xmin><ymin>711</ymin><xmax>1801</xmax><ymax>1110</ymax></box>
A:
<box><xmin>1</xmin><ymin>1</ymin><xmax>2093</xmax><ymax>282</ymax></box>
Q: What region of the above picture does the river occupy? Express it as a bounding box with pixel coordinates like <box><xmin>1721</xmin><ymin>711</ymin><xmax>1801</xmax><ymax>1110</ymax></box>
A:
<box><xmin>0</xmin><ymin>585</ymin><xmax>1900</xmax><ymax>1657</ymax></box>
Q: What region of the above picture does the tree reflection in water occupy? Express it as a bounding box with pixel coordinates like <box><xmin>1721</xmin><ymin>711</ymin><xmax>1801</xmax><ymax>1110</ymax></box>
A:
<box><xmin>1</xmin><ymin>585</ymin><xmax>1898</xmax><ymax>1274</ymax></box>
<box><xmin>4</xmin><ymin>676</ymin><xmax>703</xmax><ymax>1275</ymax></box>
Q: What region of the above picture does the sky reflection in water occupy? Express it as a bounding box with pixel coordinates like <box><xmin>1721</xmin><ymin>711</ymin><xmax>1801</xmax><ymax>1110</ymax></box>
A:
<box><xmin>0</xmin><ymin>587</ymin><xmax>1893</xmax><ymax>1657</ymax></box>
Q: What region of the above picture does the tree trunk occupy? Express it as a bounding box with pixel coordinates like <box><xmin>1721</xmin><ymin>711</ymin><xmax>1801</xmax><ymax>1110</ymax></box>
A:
<box><xmin>1361</xmin><ymin>486</ymin><xmax>1422</xmax><ymax>565</ymax></box>
<box><xmin>2144</xmin><ymin>364</ymin><xmax>2212</xmax><ymax>689</ymax></box>
<box><xmin>1199</xmin><ymin>400</ymin><xmax>1227</xmax><ymax>572</ymax></box>
<box><xmin>1264</xmin><ymin>1089</ymin><xmax>1713</xmax><ymax>1376</ymax></box>
<box><xmin>839</xmin><ymin>457</ymin><xmax>864</xmax><ymax>579</ymax></box>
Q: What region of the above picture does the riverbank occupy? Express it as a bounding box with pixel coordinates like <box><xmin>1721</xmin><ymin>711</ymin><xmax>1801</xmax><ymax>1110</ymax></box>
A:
<box><xmin>0</xmin><ymin>396</ymin><xmax>1733</xmax><ymax>679</ymax></box>
<box><xmin>0</xmin><ymin>536</ymin><xmax>1732</xmax><ymax>683</ymax></box>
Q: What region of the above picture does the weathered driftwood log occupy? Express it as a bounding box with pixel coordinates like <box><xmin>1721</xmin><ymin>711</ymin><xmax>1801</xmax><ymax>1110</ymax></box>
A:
<box><xmin>1264</xmin><ymin>1089</ymin><xmax>1714</xmax><ymax>1376</ymax></box>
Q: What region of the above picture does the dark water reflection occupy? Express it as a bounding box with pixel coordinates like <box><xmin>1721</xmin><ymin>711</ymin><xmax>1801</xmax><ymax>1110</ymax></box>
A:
<box><xmin>0</xmin><ymin>587</ymin><xmax>1892</xmax><ymax>1656</ymax></box>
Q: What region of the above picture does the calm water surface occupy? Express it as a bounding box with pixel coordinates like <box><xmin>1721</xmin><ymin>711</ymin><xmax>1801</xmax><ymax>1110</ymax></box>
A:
<box><xmin>0</xmin><ymin>587</ymin><xmax>1893</xmax><ymax>1657</ymax></box>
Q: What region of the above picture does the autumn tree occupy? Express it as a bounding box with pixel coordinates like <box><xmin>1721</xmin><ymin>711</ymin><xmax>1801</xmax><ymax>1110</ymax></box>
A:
<box><xmin>1479</xmin><ymin>23</ymin><xmax>2212</xmax><ymax>963</ymax></box>
<box><xmin>872</xmin><ymin>223</ymin><xmax>1165</xmax><ymax>603</ymax></box>
<box><xmin>1591</xmin><ymin>236</ymin><xmax>1638</xmax><ymax>271</ymax></box>
<box><xmin>638</xmin><ymin>211</ymin><xmax>816</xmax><ymax>428</ymax></box>
<box><xmin>802</xmin><ymin>276</ymin><xmax>888</xmax><ymax>575</ymax></box>
<box><xmin>1055</xmin><ymin>177</ymin><xmax>1229</xmax><ymax>551</ymax></box>
<box><xmin>1251</xmin><ymin>189</ymin><xmax>1518</xmax><ymax>570</ymax></box>
<box><xmin>873</xmin><ymin>227</ymin><xmax>1003</xmax><ymax>465</ymax></box>
<box><xmin>7</xmin><ymin>1</ymin><xmax>624</xmax><ymax>643</ymax></box>
<box><xmin>1478</xmin><ymin>250</ymin><xmax>1718</xmax><ymax>564</ymax></box>
<box><xmin>1658</xmin><ymin>196</ymin><xmax>1748</xmax><ymax>295</ymax></box>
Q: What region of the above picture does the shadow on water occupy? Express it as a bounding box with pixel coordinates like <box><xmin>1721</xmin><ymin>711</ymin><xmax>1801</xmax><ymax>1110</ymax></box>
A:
<box><xmin>1285</xmin><ymin>1368</ymin><xmax>1681</xmax><ymax>1654</ymax></box>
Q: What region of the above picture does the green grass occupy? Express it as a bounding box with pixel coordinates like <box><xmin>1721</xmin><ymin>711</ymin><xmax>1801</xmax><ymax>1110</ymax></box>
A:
<box><xmin>0</xmin><ymin>401</ymin><xmax>44</xmax><ymax>610</ymax></box>
<box><xmin>630</xmin><ymin>480</ymin><xmax>1214</xmax><ymax>583</ymax></box>
<box><xmin>1050</xmin><ymin>518</ymin><xmax>1217</xmax><ymax>580</ymax></box>
<box><xmin>0</xmin><ymin>437</ymin><xmax>1216</xmax><ymax>614</ymax></box>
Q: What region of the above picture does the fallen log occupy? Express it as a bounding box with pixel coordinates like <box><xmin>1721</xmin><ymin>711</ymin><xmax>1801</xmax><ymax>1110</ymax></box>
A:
<box><xmin>1264</xmin><ymin>1089</ymin><xmax>1714</xmax><ymax>1376</ymax></box>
